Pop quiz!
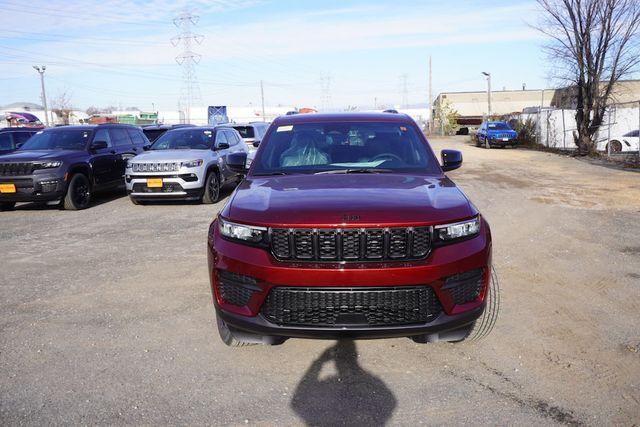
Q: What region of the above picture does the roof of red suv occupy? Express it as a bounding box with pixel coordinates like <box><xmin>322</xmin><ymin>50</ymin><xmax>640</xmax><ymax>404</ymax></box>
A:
<box><xmin>272</xmin><ymin>112</ymin><xmax>413</xmax><ymax>125</ymax></box>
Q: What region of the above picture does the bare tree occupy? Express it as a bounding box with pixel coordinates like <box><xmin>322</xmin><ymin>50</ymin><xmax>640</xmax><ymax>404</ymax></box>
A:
<box><xmin>51</xmin><ymin>89</ymin><xmax>74</xmax><ymax>125</ymax></box>
<box><xmin>536</xmin><ymin>0</ymin><xmax>640</xmax><ymax>154</ymax></box>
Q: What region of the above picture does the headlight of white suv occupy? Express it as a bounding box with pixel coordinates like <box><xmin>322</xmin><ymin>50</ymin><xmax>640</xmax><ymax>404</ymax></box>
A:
<box><xmin>181</xmin><ymin>159</ymin><xmax>203</xmax><ymax>168</ymax></box>
<box><xmin>218</xmin><ymin>217</ymin><xmax>267</xmax><ymax>244</ymax></box>
<box><xmin>434</xmin><ymin>216</ymin><xmax>480</xmax><ymax>242</ymax></box>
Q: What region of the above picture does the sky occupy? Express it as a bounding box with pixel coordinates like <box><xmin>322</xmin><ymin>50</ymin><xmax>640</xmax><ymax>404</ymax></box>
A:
<box><xmin>0</xmin><ymin>0</ymin><xmax>553</xmax><ymax>111</ymax></box>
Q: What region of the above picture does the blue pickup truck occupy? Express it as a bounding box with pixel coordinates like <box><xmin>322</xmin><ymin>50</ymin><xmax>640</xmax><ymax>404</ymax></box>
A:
<box><xmin>475</xmin><ymin>121</ymin><xmax>518</xmax><ymax>148</ymax></box>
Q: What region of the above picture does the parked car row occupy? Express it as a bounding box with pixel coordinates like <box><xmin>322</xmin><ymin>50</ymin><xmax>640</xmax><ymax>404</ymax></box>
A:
<box><xmin>0</xmin><ymin>123</ymin><xmax>248</xmax><ymax>210</ymax></box>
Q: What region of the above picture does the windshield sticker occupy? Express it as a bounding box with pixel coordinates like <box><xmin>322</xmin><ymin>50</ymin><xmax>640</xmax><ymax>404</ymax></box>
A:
<box><xmin>83</xmin><ymin>132</ymin><xmax>89</xmax><ymax>138</ymax></box>
<box><xmin>36</xmin><ymin>131</ymin><xmax>43</xmax><ymax>134</ymax></box>
<box><xmin>400</xmin><ymin>126</ymin><xmax>407</xmax><ymax>132</ymax></box>
<box><xmin>204</xmin><ymin>130</ymin><xmax>212</xmax><ymax>136</ymax></box>
<box><xmin>277</xmin><ymin>125</ymin><xmax>293</xmax><ymax>132</ymax></box>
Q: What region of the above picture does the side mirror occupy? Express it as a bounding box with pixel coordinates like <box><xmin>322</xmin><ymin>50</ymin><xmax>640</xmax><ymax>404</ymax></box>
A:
<box><xmin>90</xmin><ymin>140</ymin><xmax>108</xmax><ymax>151</ymax></box>
<box><xmin>252</xmin><ymin>140</ymin><xmax>261</xmax><ymax>148</ymax></box>
<box><xmin>227</xmin><ymin>152</ymin><xmax>248</xmax><ymax>174</ymax></box>
<box><xmin>143</xmin><ymin>144</ymin><xmax>151</xmax><ymax>151</ymax></box>
<box><xmin>441</xmin><ymin>149</ymin><xmax>462</xmax><ymax>171</ymax></box>
<box><xmin>216</xmin><ymin>142</ymin><xmax>230</xmax><ymax>150</ymax></box>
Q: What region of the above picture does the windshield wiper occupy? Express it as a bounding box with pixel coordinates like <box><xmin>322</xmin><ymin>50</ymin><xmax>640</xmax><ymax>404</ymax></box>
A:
<box><xmin>253</xmin><ymin>171</ymin><xmax>292</xmax><ymax>176</ymax></box>
<box><xmin>315</xmin><ymin>168</ymin><xmax>393</xmax><ymax>175</ymax></box>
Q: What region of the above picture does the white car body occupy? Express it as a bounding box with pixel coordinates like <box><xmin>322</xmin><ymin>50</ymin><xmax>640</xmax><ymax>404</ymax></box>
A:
<box><xmin>597</xmin><ymin>130</ymin><xmax>639</xmax><ymax>153</ymax></box>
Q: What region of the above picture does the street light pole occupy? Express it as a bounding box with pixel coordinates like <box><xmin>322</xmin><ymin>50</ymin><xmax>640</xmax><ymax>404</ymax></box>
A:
<box><xmin>481</xmin><ymin>71</ymin><xmax>491</xmax><ymax>118</ymax></box>
<box><xmin>33</xmin><ymin>65</ymin><xmax>49</xmax><ymax>127</ymax></box>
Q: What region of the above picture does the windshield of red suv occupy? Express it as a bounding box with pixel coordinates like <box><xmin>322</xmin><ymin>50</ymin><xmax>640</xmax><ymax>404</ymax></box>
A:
<box><xmin>19</xmin><ymin>129</ymin><xmax>92</xmax><ymax>151</ymax></box>
<box><xmin>251</xmin><ymin>121</ymin><xmax>439</xmax><ymax>175</ymax></box>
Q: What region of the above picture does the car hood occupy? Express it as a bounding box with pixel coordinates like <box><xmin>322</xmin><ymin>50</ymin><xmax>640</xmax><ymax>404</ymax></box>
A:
<box><xmin>488</xmin><ymin>129</ymin><xmax>517</xmax><ymax>135</ymax></box>
<box><xmin>225</xmin><ymin>174</ymin><xmax>475</xmax><ymax>227</ymax></box>
<box><xmin>0</xmin><ymin>150</ymin><xmax>83</xmax><ymax>162</ymax></box>
<box><xmin>131</xmin><ymin>150</ymin><xmax>212</xmax><ymax>163</ymax></box>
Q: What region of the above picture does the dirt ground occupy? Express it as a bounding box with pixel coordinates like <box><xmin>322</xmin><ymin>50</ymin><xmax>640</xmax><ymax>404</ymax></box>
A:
<box><xmin>1</xmin><ymin>136</ymin><xmax>639</xmax><ymax>425</ymax></box>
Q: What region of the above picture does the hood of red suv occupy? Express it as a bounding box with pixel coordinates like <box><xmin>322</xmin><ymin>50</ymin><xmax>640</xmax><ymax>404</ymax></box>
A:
<box><xmin>224</xmin><ymin>174</ymin><xmax>475</xmax><ymax>227</ymax></box>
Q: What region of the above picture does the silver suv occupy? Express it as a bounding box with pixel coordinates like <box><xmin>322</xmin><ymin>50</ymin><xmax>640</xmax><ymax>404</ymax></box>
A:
<box><xmin>222</xmin><ymin>122</ymin><xmax>269</xmax><ymax>151</ymax></box>
<box><xmin>125</xmin><ymin>126</ymin><xmax>247</xmax><ymax>204</ymax></box>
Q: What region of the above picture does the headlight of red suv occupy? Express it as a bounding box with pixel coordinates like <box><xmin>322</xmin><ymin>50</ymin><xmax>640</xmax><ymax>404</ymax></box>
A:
<box><xmin>434</xmin><ymin>216</ymin><xmax>480</xmax><ymax>243</ymax></box>
<box><xmin>218</xmin><ymin>217</ymin><xmax>267</xmax><ymax>245</ymax></box>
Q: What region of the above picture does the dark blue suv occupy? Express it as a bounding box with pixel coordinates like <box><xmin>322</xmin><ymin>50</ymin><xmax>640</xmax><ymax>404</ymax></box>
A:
<box><xmin>476</xmin><ymin>121</ymin><xmax>518</xmax><ymax>148</ymax></box>
<box><xmin>0</xmin><ymin>124</ymin><xmax>149</xmax><ymax>211</ymax></box>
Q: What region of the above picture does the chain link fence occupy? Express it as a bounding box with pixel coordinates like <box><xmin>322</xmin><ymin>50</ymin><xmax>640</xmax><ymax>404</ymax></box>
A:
<box><xmin>516</xmin><ymin>100</ymin><xmax>640</xmax><ymax>165</ymax></box>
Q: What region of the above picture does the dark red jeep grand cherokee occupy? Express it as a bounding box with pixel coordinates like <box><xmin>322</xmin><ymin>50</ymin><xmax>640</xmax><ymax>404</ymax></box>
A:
<box><xmin>207</xmin><ymin>113</ymin><xmax>499</xmax><ymax>347</ymax></box>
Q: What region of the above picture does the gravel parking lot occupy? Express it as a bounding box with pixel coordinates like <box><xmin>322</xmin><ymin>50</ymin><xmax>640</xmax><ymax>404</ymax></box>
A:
<box><xmin>1</xmin><ymin>136</ymin><xmax>639</xmax><ymax>425</ymax></box>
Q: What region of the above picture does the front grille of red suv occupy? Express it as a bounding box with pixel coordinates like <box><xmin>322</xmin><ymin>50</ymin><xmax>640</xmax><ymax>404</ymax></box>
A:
<box><xmin>270</xmin><ymin>227</ymin><xmax>431</xmax><ymax>262</ymax></box>
<box><xmin>261</xmin><ymin>286</ymin><xmax>442</xmax><ymax>327</ymax></box>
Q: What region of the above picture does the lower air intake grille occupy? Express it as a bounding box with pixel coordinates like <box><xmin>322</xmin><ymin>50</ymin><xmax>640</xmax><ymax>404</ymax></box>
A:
<box><xmin>217</xmin><ymin>270</ymin><xmax>258</xmax><ymax>307</ymax></box>
<box><xmin>261</xmin><ymin>286</ymin><xmax>442</xmax><ymax>327</ymax></box>
<box><xmin>443</xmin><ymin>268</ymin><xmax>484</xmax><ymax>305</ymax></box>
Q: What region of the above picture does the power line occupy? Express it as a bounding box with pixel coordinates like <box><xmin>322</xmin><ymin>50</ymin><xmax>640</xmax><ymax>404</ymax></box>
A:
<box><xmin>320</xmin><ymin>74</ymin><xmax>332</xmax><ymax>111</ymax></box>
<box><xmin>172</xmin><ymin>10</ymin><xmax>203</xmax><ymax>123</ymax></box>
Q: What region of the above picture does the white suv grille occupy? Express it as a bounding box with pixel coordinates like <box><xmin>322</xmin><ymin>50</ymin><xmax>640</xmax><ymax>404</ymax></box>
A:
<box><xmin>131</xmin><ymin>162</ymin><xmax>180</xmax><ymax>172</ymax></box>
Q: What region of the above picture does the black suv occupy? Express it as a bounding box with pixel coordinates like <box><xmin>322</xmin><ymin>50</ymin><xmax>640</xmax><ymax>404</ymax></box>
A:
<box><xmin>0</xmin><ymin>127</ymin><xmax>42</xmax><ymax>155</ymax></box>
<box><xmin>0</xmin><ymin>124</ymin><xmax>149</xmax><ymax>211</ymax></box>
<box><xmin>142</xmin><ymin>124</ymin><xmax>196</xmax><ymax>143</ymax></box>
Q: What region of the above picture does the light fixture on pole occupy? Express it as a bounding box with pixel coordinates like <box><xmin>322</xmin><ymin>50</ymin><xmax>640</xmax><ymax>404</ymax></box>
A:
<box><xmin>481</xmin><ymin>71</ymin><xmax>492</xmax><ymax>118</ymax></box>
<box><xmin>33</xmin><ymin>65</ymin><xmax>50</xmax><ymax>126</ymax></box>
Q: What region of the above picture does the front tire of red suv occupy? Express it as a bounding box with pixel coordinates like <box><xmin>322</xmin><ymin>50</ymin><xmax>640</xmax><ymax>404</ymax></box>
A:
<box><xmin>455</xmin><ymin>267</ymin><xmax>500</xmax><ymax>342</ymax></box>
<box><xmin>63</xmin><ymin>173</ymin><xmax>91</xmax><ymax>210</ymax></box>
<box><xmin>412</xmin><ymin>267</ymin><xmax>500</xmax><ymax>344</ymax></box>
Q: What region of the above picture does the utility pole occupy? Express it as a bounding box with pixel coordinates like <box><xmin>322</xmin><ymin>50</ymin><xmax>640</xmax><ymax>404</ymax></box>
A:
<box><xmin>481</xmin><ymin>71</ymin><xmax>491</xmax><ymax>117</ymax></box>
<box><xmin>172</xmin><ymin>10</ymin><xmax>203</xmax><ymax>123</ymax></box>
<box><xmin>428</xmin><ymin>56</ymin><xmax>432</xmax><ymax>133</ymax></box>
<box><xmin>260</xmin><ymin>80</ymin><xmax>266</xmax><ymax>122</ymax></box>
<box><xmin>32</xmin><ymin>65</ymin><xmax>49</xmax><ymax>126</ymax></box>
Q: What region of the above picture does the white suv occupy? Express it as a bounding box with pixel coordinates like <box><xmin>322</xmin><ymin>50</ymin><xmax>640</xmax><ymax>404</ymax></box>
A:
<box><xmin>125</xmin><ymin>126</ymin><xmax>247</xmax><ymax>204</ymax></box>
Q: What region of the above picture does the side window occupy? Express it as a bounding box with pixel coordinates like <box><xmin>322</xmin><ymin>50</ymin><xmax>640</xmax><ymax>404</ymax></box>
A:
<box><xmin>215</xmin><ymin>131</ymin><xmax>228</xmax><ymax>147</ymax></box>
<box><xmin>225</xmin><ymin>130</ymin><xmax>239</xmax><ymax>146</ymax></box>
<box><xmin>127</xmin><ymin>129</ymin><xmax>147</xmax><ymax>145</ymax></box>
<box><xmin>93</xmin><ymin>129</ymin><xmax>113</xmax><ymax>147</ymax></box>
<box><xmin>0</xmin><ymin>133</ymin><xmax>12</xmax><ymax>150</ymax></box>
<box><xmin>13</xmin><ymin>132</ymin><xmax>33</xmax><ymax>146</ymax></box>
<box><xmin>109</xmin><ymin>128</ymin><xmax>131</xmax><ymax>147</ymax></box>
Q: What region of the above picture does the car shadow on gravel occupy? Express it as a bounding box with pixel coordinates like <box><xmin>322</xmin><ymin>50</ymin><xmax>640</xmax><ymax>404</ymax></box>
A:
<box><xmin>291</xmin><ymin>340</ymin><xmax>396</xmax><ymax>426</ymax></box>
<box><xmin>12</xmin><ymin>187</ymin><xmax>127</xmax><ymax>211</ymax></box>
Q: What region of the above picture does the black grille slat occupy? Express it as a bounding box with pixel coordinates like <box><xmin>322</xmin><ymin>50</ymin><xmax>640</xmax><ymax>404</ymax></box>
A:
<box><xmin>0</xmin><ymin>162</ymin><xmax>34</xmax><ymax>176</ymax></box>
<box><xmin>261</xmin><ymin>286</ymin><xmax>442</xmax><ymax>327</ymax></box>
<box><xmin>270</xmin><ymin>227</ymin><xmax>431</xmax><ymax>262</ymax></box>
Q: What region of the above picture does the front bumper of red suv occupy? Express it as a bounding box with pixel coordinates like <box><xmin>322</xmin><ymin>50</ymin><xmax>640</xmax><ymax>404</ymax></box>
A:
<box><xmin>207</xmin><ymin>218</ymin><xmax>492</xmax><ymax>341</ymax></box>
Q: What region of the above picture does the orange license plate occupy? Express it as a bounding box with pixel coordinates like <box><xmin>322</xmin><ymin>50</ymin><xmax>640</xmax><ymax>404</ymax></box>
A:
<box><xmin>146</xmin><ymin>178</ymin><xmax>163</xmax><ymax>188</ymax></box>
<box><xmin>0</xmin><ymin>183</ymin><xmax>16</xmax><ymax>193</ymax></box>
